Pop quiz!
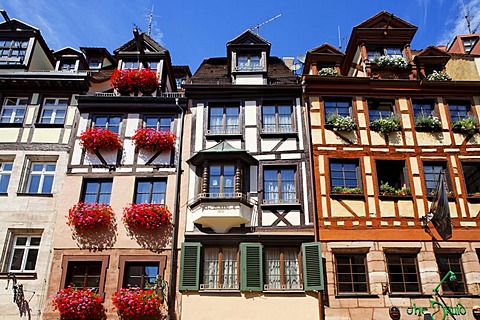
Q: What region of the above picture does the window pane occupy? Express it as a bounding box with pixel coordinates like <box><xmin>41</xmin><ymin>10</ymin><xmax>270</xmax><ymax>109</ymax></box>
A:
<box><xmin>25</xmin><ymin>249</ymin><xmax>38</xmax><ymax>270</ymax></box>
<box><xmin>10</xmin><ymin>249</ymin><xmax>24</xmax><ymax>270</ymax></box>
<box><xmin>41</xmin><ymin>176</ymin><xmax>54</xmax><ymax>193</ymax></box>
<box><xmin>28</xmin><ymin>176</ymin><xmax>41</xmax><ymax>193</ymax></box>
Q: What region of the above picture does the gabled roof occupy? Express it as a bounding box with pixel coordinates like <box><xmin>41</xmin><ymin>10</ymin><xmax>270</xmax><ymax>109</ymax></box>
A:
<box><xmin>415</xmin><ymin>45</ymin><xmax>450</xmax><ymax>57</ymax></box>
<box><xmin>80</xmin><ymin>47</ymin><xmax>116</xmax><ymax>65</ymax></box>
<box><xmin>447</xmin><ymin>34</ymin><xmax>480</xmax><ymax>55</ymax></box>
<box><xmin>227</xmin><ymin>29</ymin><xmax>270</xmax><ymax>46</ymax></box>
<box><xmin>307</xmin><ymin>43</ymin><xmax>345</xmax><ymax>55</ymax></box>
<box><xmin>114</xmin><ymin>32</ymin><xmax>167</xmax><ymax>54</ymax></box>
<box><xmin>188</xmin><ymin>141</ymin><xmax>258</xmax><ymax>165</ymax></box>
<box><xmin>0</xmin><ymin>18</ymin><xmax>38</xmax><ymax>32</ymax></box>
<box><xmin>355</xmin><ymin>10</ymin><xmax>417</xmax><ymax>29</ymax></box>
<box><xmin>54</xmin><ymin>47</ymin><xmax>84</xmax><ymax>56</ymax></box>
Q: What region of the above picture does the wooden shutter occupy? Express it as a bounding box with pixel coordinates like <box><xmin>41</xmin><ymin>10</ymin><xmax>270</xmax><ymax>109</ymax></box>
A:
<box><xmin>240</xmin><ymin>243</ymin><xmax>263</xmax><ymax>291</ymax></box>
<box><xmin>302</xmin><ymin>242</ymin><xmax>324</xmax><ymax>291</ymax></box>
<box><xmin>179</xmin><ymin>242</ymin><xmax>201</xmax><ymax>291</ymax></box>
<box><xmin>356</xmin><ymin>163</ymin><xmax>363</xmax><ymax>190</ymax></box>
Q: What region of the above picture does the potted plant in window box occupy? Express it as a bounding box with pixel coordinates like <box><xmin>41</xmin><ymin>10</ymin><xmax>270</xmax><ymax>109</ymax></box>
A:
<box><xmin>326</xmin><ymin>113</ymin><xmax>356</xmax><ymax>131</ymax></box>
<box><xmin>426</xmin><ymin>70</ymin><xmax>452</xmax><ymax>81</ymax></box>
<box><xmin>110</xmin><ymin>68</ymin><xmax>159</xmax><ymax>96</ymax></box>
<box><xmin>452</xmin><ymin>117</ymin><xmax>477</xmax><ymax>134</ymax></box>
<box><xmin>379</xmin><ymin>182</ymin><xmax>411</xmax><ymax>196</ymax></box>
<box><xmin>111</xmin><ymin>287</ymin><xmax>163</xmax><ymax>320</ymax></box>
<box><xmin>122</xmin><ymin>203</ymin><xmax>172</xmax><ymax>230</ymax></box>
<box><xmin>371</xmin><ymin>56</ymin><xmax>408</xmax><ymax>69</ymax></box>
<box><xmin>132</xmin><ymin>128</ymin><xmax>176</xmax><ymax>152</ymax></box>
<box><xmin>333</xmin><ymin>186</ymin><xmax>362</xmax><ymax>194</ymax></box>
<box><xmin>138</xmin><ymin>68</ymin><xmax>159</xmax><ymax>95</ymax></box>
<box><xmin>79</xmin><ymin>128</ymin><xmax>122</xmax><ymax>152</ymax></box>
<box><xmin>318</xmin><ymin>67</ymin><xmax>338</xmax><ymax>76</ymax></box>
<box><xmin>52</xmin><ymin>286</ymin><xmax>106</xmax><ymax>320</ymax></box>
<box><xmin>370</xmin><ymin>116</ymin><xmax>401</xmax><ymax>134</ymax></box>
<box><xmin>414</xmin><ymin>113</ymin><xmax>442</xmax><ymax>132</ymax></box>
<box><xmin>67</xmin><ymin>202</ymin><xmax>115</xmax><ymax>233</ymax></box>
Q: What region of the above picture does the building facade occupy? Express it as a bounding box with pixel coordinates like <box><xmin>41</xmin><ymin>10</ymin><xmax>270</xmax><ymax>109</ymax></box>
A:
<box><xmin>177</xmin><ymin>30</ymin><xmax>323</xmax><ymax>320</ymax></box>
<box><xmin>304</xmin><ymin>11</ymin><xmax>480</xmax><ymax>320</ymax></box>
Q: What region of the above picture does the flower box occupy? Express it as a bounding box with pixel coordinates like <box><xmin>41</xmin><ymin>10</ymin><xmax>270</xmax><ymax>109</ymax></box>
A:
<box><xmin>426</xmin><ymin>70</ymin><xmax>451</xmax><ymax>81</ymax></box>
<box><xmin>79</xmin><ymin>128</ymin><xmax>122</xmax><ymax>152</ymax></box>
<box><xmin>371</xmin><ymin>56</ymin><xmax>407</xmax><ymax>69</ymax></box>
<box><xmin>318</xmin><ymin>67</ymin><xmax>338</xmax><ymax>76</ymax></box>
<box><xmin>414</xmin><ymin>114</ymin><xmax>442</xmax><ymax>132</ymax></box>
<box><xmin>326</xmin><ymin>114</ymin><xmax>356</xmax><ymax>131</ymax></box>
<box><xmin>333</xmin><ymin>186</ymin><xmax>362</xmax><ymax>194</ymax></box>
<box><xmin>369</xmin><ymin>116</ymin><xmax>401</xmax><ymax>134</ymax></box>
<box><xmin>52</xmin><ymin>286</ymin><xmax>105</xmax><ymax>320</ymax></box>
<box><xmin>380</xmin><ymin>182</ymin><xmax>411</xmax><ymax>196</ymax></box>
<box><xmin>132</xmin><ymin>128</ymin><xmax>176</xmax><ymax>152</ymax></box>
<box><xmin>112</xmin><ymin>287</ymin><xmax>163</xmax><ymax>320</ymax></box>
<box><xmin>110</xmin><ymin>68</ymin><xmax>159</xmax><ymax>95</ymax></box>
<box><xmin>122</xmin><ymin>203</ymin><xmax>172</xmax><ymax>230</ymax></box>
<box><xmin>452</xmin><ymin>117</ymin><xmax>477</xmax><ymax>134</ymax></box>
<box><xmin>67</xmin><ymin>202</ymin><xmax>115</xmax><ymax>232</ymax></box>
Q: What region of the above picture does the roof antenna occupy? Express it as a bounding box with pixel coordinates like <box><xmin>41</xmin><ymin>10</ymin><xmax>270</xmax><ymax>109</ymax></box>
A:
<box><xmin>252</xmin><ymin>14</ymin><xmax>282</xmax><ymax>34</ymax></box>
<box><xmin>338</xmin><ymin>25</ymin><xmax>342</xmax><ymax>50</ymax></box>
<box><xmin>461</xmin><ymin>0</ymin><xmax>479</xmax><ymax>33</ymax></box>
<box><xmin>148</xmin><ymin>4</ymin><xmax>154</xmax><ymax>36</ymax></box>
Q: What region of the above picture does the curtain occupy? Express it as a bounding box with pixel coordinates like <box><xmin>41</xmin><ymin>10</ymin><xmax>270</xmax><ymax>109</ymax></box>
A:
<box><xmin>203</xmin><ymin>248</ymin><xmax>219</xmax><ymax>289</ymax></box>
<box><xmin>222</xmin><ymin>248</ymin><xmax>237</xmax><ymax>289</ymax></box>
<box><xmin>284</xmin><ymin>249</ymin><xmax>300</xmax><ymax>289</ymax></box>
<box><xmin>266</xmin><ymin>249</ymin><xmax>281</xmax><ymax>289</ymax></box>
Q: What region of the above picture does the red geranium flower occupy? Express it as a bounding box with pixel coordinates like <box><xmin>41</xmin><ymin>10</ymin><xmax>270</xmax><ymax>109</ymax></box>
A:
<box><xmin>112</xmin><ymin>287</ymin><xmax>163</xmax><ymax>320</ymax></box>
<box><xmin>79</xmin><ymin>128</ymin><xmax>122</xmax><ymax>152</ymax></box>
<box><xmin>122</xmin><ymin>203</ymin><xmax>172</xmax><ymax>230</ymax></box>
<box><xmin>132</xmin><ymin>128</ymin><xmax>176</xmax><ymax>152</ymax></box>
<box><xmin>67</xmin><ymin>202</ymin><xmax>115</xmax><ymax>232</ymax></box>
<box><xmin>52</xmin><ymin>286</ymin><xmax>105</xmax><ymax>320</ymax></box>
<box><xmin>110</xmin><ymin>68</ymin><xmax>158</xmax><ymax>94</ymax></box>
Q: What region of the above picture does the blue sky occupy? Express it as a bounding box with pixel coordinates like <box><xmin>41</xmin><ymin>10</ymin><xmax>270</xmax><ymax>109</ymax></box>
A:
<box><xmin>1</xmin><ymin>0</ymin><xmax>479</xmax><ymax>72</ymax></box>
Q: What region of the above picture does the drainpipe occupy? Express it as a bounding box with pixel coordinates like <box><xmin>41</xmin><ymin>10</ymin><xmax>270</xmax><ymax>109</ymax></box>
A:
<box><xmin>303</xmin><ymin>85</ymin><xmax>325</xmax><ymax>320</ymax></box>
<box><xmin>167</xmin><ymin>97</ymin><xmax>185</xmax><ymax>320</ymax></box>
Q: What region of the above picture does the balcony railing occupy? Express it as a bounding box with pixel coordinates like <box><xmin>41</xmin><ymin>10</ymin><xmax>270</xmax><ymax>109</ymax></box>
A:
<box><xmin>187</xmin><ymin>76</ymin><xmax>300</xmax><ymax>85</ymax></box>
<box><xmin>262</xmin><ymin>196</ymin><xmax>299</xmax><ymax>205</ymax></box>
<box><xmin>94</xmin><ymin>92</ymin><xmax>185</xmax><ymax>98</ymax></box>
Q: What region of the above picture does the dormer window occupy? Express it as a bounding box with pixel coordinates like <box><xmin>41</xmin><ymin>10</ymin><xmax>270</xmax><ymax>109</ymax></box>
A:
<box><xmin>122</xmin><ymin>60</ymin><xmax>140</xmax><ymax>69</ymax></box>
<box><xmin>367</xmin><ymin>46</ymin><xmax>403</xmax><ymax>60</ymax></box>
<box><xmin>462</xmin><ymin>36</ymin><xmax>478</xmax><ymax>54</ymax></box>
<box><xmin>0</xmin><ymin>39</ymin><xmax>29</xmax><ymax>65</ymax></box>
<box><xmin>236</xmin><ymin>54</ymin><xmax>262</xmax><ymax>71</ymax></box>
<box><xmin>59</xmin><ymin>59</ymin><xmax>77</xmax><ymax>71</ymax></box>
<box><xmin>88</xmin><ymin>57</ymin><xmax>102</xmax><ymax>69</ymax></box>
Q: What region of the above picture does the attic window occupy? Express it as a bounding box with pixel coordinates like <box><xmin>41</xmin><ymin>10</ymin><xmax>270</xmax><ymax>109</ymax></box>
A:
<box><xmin>122</xmin><ymin>60</ymin><xmax>140</xmax><ymax>69</ymax></box>
<box><xmin>0</xmin><ymin>39</ymin><xmax>29</xmax><ymax>65</ymax></box>
<box><xmin>59</xmin><ymin>59</ymin><xmax>77</xmax><ymax>71</ymax></box>
<box><xmin>88</xmin><ymin>58</ymin><xmax>102</xmax><ymax>69</ymax></box>
<box><xmin>462</xmin><ymin>36</ymin><xmax>478</xmax><ymax>54</ymax></box>
<box><xmin>367</xmin><ymin>46</ymin><xmax>403</xmax><ymax>60</ymax></box>
<box><xmin>236</xmin><ymin>54</ymin><xmax>262</xmax><ymax>71</ymax></box>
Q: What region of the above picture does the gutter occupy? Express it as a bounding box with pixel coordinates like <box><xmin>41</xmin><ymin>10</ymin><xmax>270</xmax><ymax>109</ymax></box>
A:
<box><xmin>167</xmin><ymin>97</ymin><xmax>185</xmax><ymax>320</ymax></box>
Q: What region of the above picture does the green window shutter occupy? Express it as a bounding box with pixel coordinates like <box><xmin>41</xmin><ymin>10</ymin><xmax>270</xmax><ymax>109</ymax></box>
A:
<box><xmin>240</xmin><ymin>243</ymin><xmax>263</xmax><ymax>291</ymax></box>
<box><xmin>179</xmin><ymin>242</ymin><xmax>201</xmax><ymax>291</ymax></box>
<box><xmin>302</xmin><ymin>242</ymin><xmax>324</xmax><ymax>291</ymax></box>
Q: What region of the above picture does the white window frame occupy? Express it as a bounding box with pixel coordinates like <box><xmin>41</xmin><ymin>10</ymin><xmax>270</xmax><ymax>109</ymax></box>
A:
<box><xmin>1</xmin><ymin>97</ymin><xmax>28</xmax><ymax>124</ymax></box>
<box><xmin>40</xmin><ymin>98</ymin><xmax>69</xmax><ymax>124</ymax></box>
<box><xmin>26</xmin><ymin>162</ymin><xmax>56</xmax><ymax>194</ymax></box>
<box><xmin>8</xmin><ymin>235</ymin><xmax>41</xmax><ymax>273</ymax></box>
<box><xmin>0</xmin><ymin>162</ymin><xmax>13</xmax><ymax>193</ymax></box>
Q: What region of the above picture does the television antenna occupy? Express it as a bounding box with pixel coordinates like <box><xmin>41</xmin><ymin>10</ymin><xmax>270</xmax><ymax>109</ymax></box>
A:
<box><xmin>146</xmin><ymin>4</ymin><xmax>161</xmax><ymax>36</ymax></box>
<box><xmin>461</xmin><ymin>0</ymin><xmax>479</xmax><ymax>34</ymax></box>
<box><xmin>252</xmin><ymin>14</ymin><xmax>282</xmax><ymax>34</ymax></box>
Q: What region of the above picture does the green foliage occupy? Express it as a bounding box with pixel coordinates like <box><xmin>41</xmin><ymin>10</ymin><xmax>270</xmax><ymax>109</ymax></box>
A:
<box><xmin>318</xmin><ymin>67</ymin><xmax>338</xmax><ymax>76</ymax></box>
<box><xmin>414</xmin><ymin>113</ymin><xmax>441</xmax><ymax>131</ymax></box>
<box><xmin>426</xmin><ymin>70</ymin><xmax>452</xmax><ymax>81</ymax></box>
<box><xmin>379</xmin><ymin>182</ymin><xmax>411</xmax><ymax>196</ymax></box>
<box><xmin>333</xmin><ymin>186</ymin><xmax>362</xmax><ymax>194</ymax></box>
<box><xmin>326</xmin><ymin>113</ymin><xmax>356</xmax><ymax>131</ymax></box>
<box><xmin>371</xmin><ymin>56</ymin><xmax>408</xmax><ymax>68</ymax></box>
<box><xmin>370</xmin><ymin>116</ymin><xmax>401</xmax><ymax>134</ymax></box>
<box><xmin>452</xmin><ymin>117</ymin><xmax>477</xmax><ymax>134</ymax></box>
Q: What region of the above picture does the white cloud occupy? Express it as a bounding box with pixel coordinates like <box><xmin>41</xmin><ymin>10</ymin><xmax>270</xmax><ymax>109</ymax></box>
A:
<box><xmin>438</xmin><ymin>0</ymin><xmax>480</xmax><ymax>45</ymax></box>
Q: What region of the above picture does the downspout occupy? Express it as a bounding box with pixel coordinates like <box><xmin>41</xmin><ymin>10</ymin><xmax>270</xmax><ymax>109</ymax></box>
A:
<box><xmin>303</xmin><ymin>84</ymin><xmax>324</xmax><ymax>320</ymax></box>
<box><xmin>167</xmin><ymin>97</ymin><xmax>185</xmax><ymax>320</ymax></box>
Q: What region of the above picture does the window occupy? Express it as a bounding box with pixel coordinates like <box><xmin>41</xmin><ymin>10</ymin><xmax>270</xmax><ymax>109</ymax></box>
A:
<box><xmin>263</xmin><ymin>167</ymin><xmax>297</xmax><ymax>204</ymax></box>
<box><xmin>122</xmin><ymin>60</ymin><xmax>140</xmax><ymax>69</ymax></box>
<box><xmin>65</xmin><ymin>261</ymin><xmax>102</xmax><ymax>290</ymax></box>
<box><xmin>144</xmin><ymin>115</ymin><xmax>173</xmax><ymax>132</ymax></box>
<box><xmin>412</xmin><ymin>99</ymin><xmax>435</xmax><ymax>117</ymax></box>
<box><xmin>335</xmin><ymin>254</ymin><xmax>368</xmax><ymax>293</ymax></box>
<box><xmin>40</xmin><ymin>98</ymin><xmax>68</xmax><ymax>124</ymax></box>
<box><xmin>368</xmin><ymin>99</ymin><xmax>395</xmax><ymax>122</ymax></box>
<box><xmin>376</xmin><ymin>160</ymin><xmax>409</xmax><ymax>193</ymax></box>
<box><xmin>88</xmin><ymin>57</ymin><xmax>102</xmax><ymax>69</ymax></box>
<box><xmin>436</xmin><ymin>253</ymin><xmax>466</xmax><ymax>294</ymax></box>
<box><xmin>26</xmin><ymin>163</ymin><xmax>56</xmax><ymax>194</ymax></box>
<box><xmin>176</xmin><ymin>77</ymin><xmax>186</xmax><ymax>88</ymax></box>
<box><xmin>0</xmin><ymin>39</ymin><xmax>28</xmax><ymax>65</ymax></box>
<box><xmin>202</xmin><ymin>247</ymin><xmax>238</xmax><ymax>290</ymax></box>
<box><xmin>462</xmin><ymin>36</ymin><xmax>478</xmax><ymax>54</ymax></box>
<box><xmin>330</xmin><ymin>159</ymin><xmax>361</xmax><ymax>191</ymax></box>
<box><xmin>59</xmin><ymin>60</ymin><xmax>77</xmax><ymax>71</ymax></box>
<box><xmin>135</xmin><ymin>179</ymin><xmax>166</xmax><ymax>204</ymax></box>
<box><xmin>236</xmin><ymin>54</ymin><xmax>261</xmax><ymax>71</ymax></box>
<box><xmin>367</xmin><ymin>46</ymin><xmax>403</xmax><ymax>59</ymax></box>
<box><xmin>324</xmin><ymin>98</ymin><xmax>352</xmax><ymax>118</ymax></box>
<box><xmin>146</xmin><ymin>61</ymin><xmax>158</xmax><ymax>70</ymax></box>
<box><xmin>208</xmin><ymin>164</ymin><xmax>235</xmax><ymax>197</ymax></box>
<box><xmin>82</xmin><ymin>179</ymin><xmax>112</xmax><ymax>204</ymax></box>
<box><xmin>0</xmin><ymin>162</ymin><xmax>12</xmax><ymax>193</ymax></box>
<box><xmin>1</xmin><ymin>97</ymin><xmax>28</xmax><ymax>124</ymax></box>
<box><xmin>208</xmin><ymin>106</ymin><xmax>239</xmax><ymax>134</ymax></box>
<box><xmin>448</xmin><ymin>100</ymin><xmax>471</xmax><ymax>123</ymax></box>
<box><xmin>8</xmin><ymin>235</ymin><xmax>41</xmax><ymax>272</ymax></box>
<box><xmin>123</xmin><ymin>262</ymin><xmax>159</xmax><ymax>289</ymax></box>
<box><xmin>262</xmin><ymin>103</ymin><xmax>293</xmax><ymax>133</ymax></box>
<box><xmin>386</xmin><ymin>254</ymin><xmax>420</xmax><ymax>293</ymax></box>
<box><xmin>264</xmin><ymin>248</ymin><xmax>301</xmax><ymax>290</ymax></box>
<box><xmin>93</xmin><ymin>115</ymin><xmax>122</xmax><ymax>134</ymax></box>
<box><xmin>423</xmin><ymin>162</ymin><xmax>449</xmax><ymax>195</ymax></box>
<box><xmin>462</xmin><ymin>162</ymin><xmax>480</xmax><ymax>194</ymax></box>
